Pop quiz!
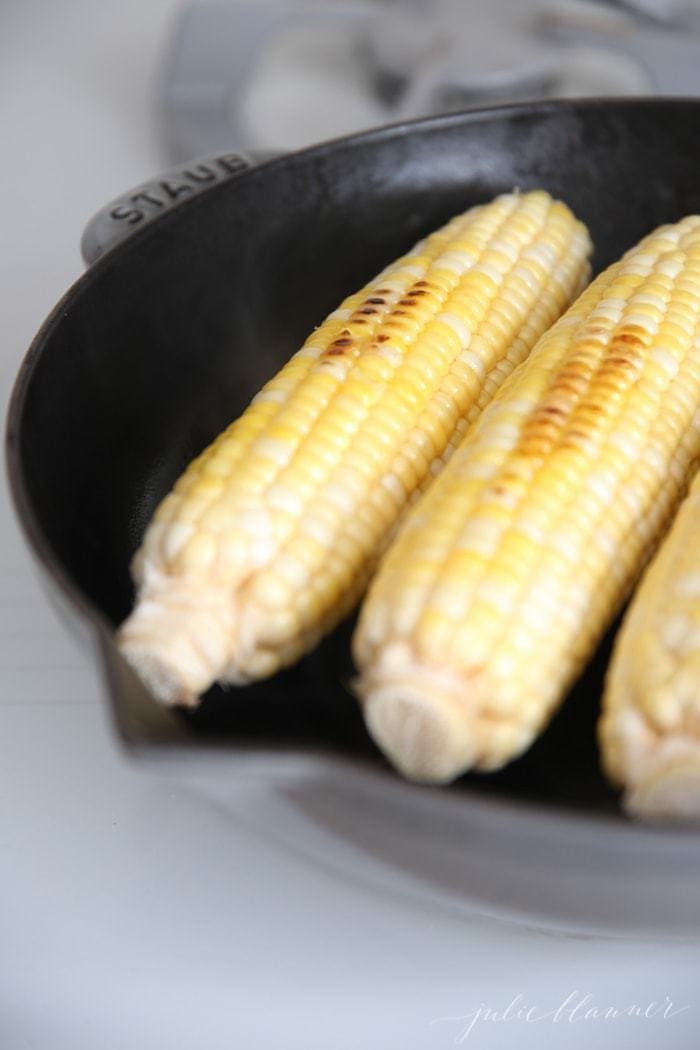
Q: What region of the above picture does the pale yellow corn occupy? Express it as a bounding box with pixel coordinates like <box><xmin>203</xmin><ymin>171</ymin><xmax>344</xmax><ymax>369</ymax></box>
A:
<box><xmin>118</xmin><ymin>190</ymin><xmax>591</xmax><ymax>706</ymax></box>
<box><xmin>600</xmin><ymin>469</ymin><xmax>700</xmax><ymax>822</ymax></box>
<box><xmin>353</xmin><ymin>216</ymin><xmax>700</xmax><ymax>784</ymax></box>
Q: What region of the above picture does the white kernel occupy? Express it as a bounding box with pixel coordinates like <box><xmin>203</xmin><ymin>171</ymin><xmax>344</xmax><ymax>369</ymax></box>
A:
<box><xmin>249</xmin><ymin>535</ymin><xmax>276</xmax><ymax>566</ymax></box>
<box><xmin>641</xmin><ymin>445</ymin><xmax>667</xmax><ymax>475</ymax></box>
<box><xmin>395</xmin><ymin>263</ymin><xmax>424</xmax><ymax>279</ymax></box>
<box><xmin>456</xmin><ymin>457</ymin><xmax>498</xmax><ymax>481</ymax></box>
<box><xmin>598</xmin><ymin>297</ymin><xmax>627</xmax><ymax>311</ymax></box>
<box><xmin>511</xmin><ymin>263</ymin><xmax>541</xmax><ymax>293</ymax></box>
<box><xmin>436</xmin><ymin>249</ymin><xmax>476</xmax><ymax>274</ymax></box>
<box><xmin>676</xmin><ymin>572</ymin><xmax>700</xmax><ymax>598</ymax></box>
<box><xmin>557</xmin><ymin>314</ymin><xmax>582</xmax><ymax>328</ymax></box>
<box><xmin>275</xmin><ymin>552</ymin><xmax>309</xmax><ymax>589</ymax></box>
<box><xmin>476</xmin><ymin>578</ymin><xmax>515</xmax><ymax>615</ymax></box>
<box><xmin>489</xmin><ymin>238</ymin><xmax>519</xmax><ymax>262</ymax></box>
<box><xmin>323</xmin><ymin>481</ymin><xmax>357</xmax><ymax>514</ymax></box>
<box><xmin>617</xmin><ymin>480</ymin><xmax>642</xmax><ymax>518</ymax></box>
<box><xmin>485</xmin><ymin>420</ymin><xmax>520</xmax><ymax>449</ymax></box>
<box><xmin>593</xmin><ymin>526</ymin><xmax>618</xmax><ymax>562</ymax></box>
<box><xmin>515</xmin><ymin>516</ymin><xmax>546</xmax><ymax>545</ymax></box>
<box><xmin>432</xmin><ymin>581</ymin><xmax>468</xmax><ymax>619</ymax></box>
<box><xmin>473</xmin><ymin>262</ymin><xmax>503</xmax><ymax>284</ymax></box>
<box><xmin>255</xmin><ymin>607</ymin><xmax>298</xmax><ymax>646</ymax></box>
<box><xmin>548</xmin><ymin>528</ymin><xmax>580</xmax><ymax>561</ymax></box>
<box><xmin>142</xmin><ymin>521</ymin><xmax>165</xmax><ymax>557</ymax></box>
<box><xmin>629</xmin><ymin>253</ymin><xmax>656</xmax><ymax>268</ymax></box>
<box><xmin>586</xmin><ymin>468</ymin><xmax>617</xmax><ymax>502</ymax></box>
<box><xmin>438</xmin><ymin>311</ymin><xmax>472</xmax><ymax>345</ymax></box>
<box><xmin>620</xmin><ymin>265</ymin><xmax>651</xmax><ymax>281</ymax></box>
<box><xmin>303</xmin><ymin>514</ymin><xmax>336</xmax><ymax>545</ymax></box>
<box><xmin>649</xmin><ymin>346</ymin><xmax>680</xmax><ymax>377</ymax></box>
<box><xmin>569</xmin><ymin>577</ymin><xmax>597</xmax><ymax>616</ymax></box>
<box><xmin>405</xmin><ymin>238</ymin><xmax>428</xmax><ymax>257</ymax></box>
<box><xmin>380</xmin><ymin>472</ymin><xmax>405</xmax><ymax>502</ymax></box>
<box><xmin>250</xmin><ymin>571</ymin><xmax>289</xmax><ymax>608</ymax></box>
<box><xmin>662</xmin><ymin>614</ymin><xmax>693</xmax><ymax>651</ymax></box>
<box><xmin>657</xmin><ymin>257</ymin><xmax>684</xmax><ymax>278</ymax></box>
<box><xmin>375</xmin><ymin>344</ymin><xmax>403</xmax><ymax>366</ymax></box>
<box><xmin>252</xmin><ymin>387</ymin><xmax>287</xmax><ymax>405</ymax></box>
<box><xmin>504</xmin><ymin>396</ymin><xmax>539</xmax><ymax>415</ymax></box>
<box><xmin>457</xmin><ymin>347</ymin><xmax>485</xmax><ymax>379</ymax></box>
<box><xmin>368</xmin><ymin>274</ymin><xmax>400</xmax><ymax>291</ymax></box>
<box><xmin>317</xmin><ymin>359</ymin><xmax>349</xmax><ymax>382</ymax></box>
<box><xmin>266</xmin><ymin>483</ymin><xmax>304</xmax><ymax>516</ymax></box>
<box><xmin>519</xmin><ymin>598</ymin><xmax>548</xmax><ymax>632</ymax></box>
<box><xmin>623</xmin><ymin>311</ymin><xmax>656</xmax><ymax>332</ymax></box>
<box><xmin>631</xmin><ymin>291</ymin><xmax>667</xmax><ymax>311</ymax></box>
<box><xmin>217</xmin><ymin>534</ymin><xmax>248</xmax><ymax>576</ymax></box>
<box><xmin>676</xmin><ymin>625</ymin><xmax>700</xmax><ymax>655</ymax></box>
<box><xmin>455</xmin><ymin>514</ymin><xmax>503</xmax><ymax>556</ymax></box>
<box><xmin>238</xmin><ymin>649</ymin><xmax>279</xmax><ymax>681</ymax></box>
<box><xmin>254</xmin><ymin>435</ymin><xmax>293</xmax><ymax>467</ymax></box>
<box><xmin>522</xmin><ymin>242</ymin><xmax>556</xmax><ymax>267</ymax></box>
<box><xmin>239</xmin><ymin>508</ymin><xmax>274</xmax><ymax>537</ymax></box>
<box><xmin>608</xmin><ymin>429</ymin><xmax>642</xmax><ymax>459</ymax></box>
<box><xmin>162</xmin><ymin>522</ymin><xmax>193</xmax><ymax>562</ymax></box>
<box><xmin>588</xmin><ymin>305</ymin><xmax>617</xmax><ymax>322</ymax></box>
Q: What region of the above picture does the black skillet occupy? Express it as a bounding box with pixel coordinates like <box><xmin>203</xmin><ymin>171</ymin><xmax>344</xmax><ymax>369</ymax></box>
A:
<box><xmin>8</xmin><ymin>101</ymin><xmax>700</xmax><ymax>916</ymax></box>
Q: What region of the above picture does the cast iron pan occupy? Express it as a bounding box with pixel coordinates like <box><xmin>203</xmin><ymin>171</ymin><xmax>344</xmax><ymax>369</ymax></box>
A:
<box><xmin>8</xmin><ymin>98</ymin><xmax>700</xmax><ymax>821</ymax></box>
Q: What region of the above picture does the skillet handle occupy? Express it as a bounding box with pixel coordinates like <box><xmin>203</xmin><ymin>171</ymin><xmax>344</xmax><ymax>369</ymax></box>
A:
<box><xmin>80</xmin><ymin>150</ymin><xmax>280</xmax><ymax>266</ymax></box>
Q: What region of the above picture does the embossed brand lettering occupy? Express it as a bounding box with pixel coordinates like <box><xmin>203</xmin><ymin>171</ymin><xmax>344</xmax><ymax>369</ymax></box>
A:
<box><xmin>184</xmin><ymin>164</ymin><xmax>216</xmax><ymax>184</ymax></box>
<box><xmin>109</xmin><ymin>203</ymin><xmax>144</xmax><ymax>225</ymax></box>
<box><xmin>217</xmin><ymin>155</ymin><xmax>250</xmax><ymax>175</ymax></box>
<box><xmin>131</xmin><ymin>190</ymin><xmax>164</xmax><ymax>208</ymax></box>
<box><xmin>160</xmin><ymin>179</ymin><xmax>193</xmax><ymax>201</ymax></box>
<box><xmin>107</xmin><ymin>155</ymin><xmax>250</xmax><ymax>228</ymax></box>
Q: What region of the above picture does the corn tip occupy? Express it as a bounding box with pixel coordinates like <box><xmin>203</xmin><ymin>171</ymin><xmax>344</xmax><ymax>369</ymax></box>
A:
<box><xmin>119</xmin><ymin>642</ymin><xmax>197</xmax><ymax>709</ymax></box>
<box><xmin>625</xmin><ymin>749</ymin><xmax>700</xmax><ymax>824</ymax></box>
<box><xmin>117</xmin><ymin>577</ymin><xmax>236</xmax><ymax>706</ymax></box>
<box><xmin>360</xmin><ymin>680</ymin><xmax>476</xmax><ymax>784</ymax></box>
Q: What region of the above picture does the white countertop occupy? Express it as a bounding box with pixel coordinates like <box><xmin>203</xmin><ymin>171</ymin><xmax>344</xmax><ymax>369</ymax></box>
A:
<box><xmin>1</xmin><ymin>3</ymin><xmax>699</xmax><ymax>1048</ymax></box>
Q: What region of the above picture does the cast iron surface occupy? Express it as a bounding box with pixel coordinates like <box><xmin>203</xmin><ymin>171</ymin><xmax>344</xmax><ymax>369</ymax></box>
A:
<box><xmin>9</xmin><ymin>98</ymin><xmax>700</xmax><ymax>815</ymax></box>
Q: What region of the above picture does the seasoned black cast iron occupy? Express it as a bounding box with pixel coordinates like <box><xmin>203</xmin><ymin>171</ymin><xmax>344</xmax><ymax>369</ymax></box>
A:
<box><xmin>9</xmin><ymin>98</ymin><xmax>700</xmax><ymax>813</ymax></box>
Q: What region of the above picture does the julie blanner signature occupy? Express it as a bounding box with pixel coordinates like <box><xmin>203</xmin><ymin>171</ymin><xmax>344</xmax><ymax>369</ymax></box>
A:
<box><xmin>431</xmin><ymin>990</ymin><xmax>691</xmax><ymax>1043</ymax></box>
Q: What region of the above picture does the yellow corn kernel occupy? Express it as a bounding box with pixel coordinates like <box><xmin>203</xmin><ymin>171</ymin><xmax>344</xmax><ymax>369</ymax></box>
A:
<box><xmin>118</xmin><ymin>191</ymin><xmax>591</xmax><ymax>706</ymax></box>
<box><xmin>353</xmin><ymin>216</ymin><xmax>700</xmax><ymax>784</ymax></box>
<box><xmin>600</xmin><ymin>468</ymin><xmax>700</xmax><ymax>822</ymax></box>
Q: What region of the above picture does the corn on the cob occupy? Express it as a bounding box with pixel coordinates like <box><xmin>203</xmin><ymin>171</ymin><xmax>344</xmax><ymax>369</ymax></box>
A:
<box><xmin>118</xmin><ymin>190</ymin><xmax>591</xmax><ymax>706</ymax></box>
<box><xmin>353</xmin><ymin>216</ymin><xmax>700</xmax><ymax>784</ymax></box>
<box><xmin>600</xmin><ymin>469</ymin><xmax>700</xmax><ymax>822</ymax></box>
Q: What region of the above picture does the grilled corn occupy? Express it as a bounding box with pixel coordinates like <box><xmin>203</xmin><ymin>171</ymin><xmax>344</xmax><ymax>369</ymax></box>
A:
<box><xmin>118</xmin><ymin>190</ymin><xmax>591</xmax><ymax>706</ymax></box>
<box><xmin>353</xmin><ymin>216</ymin><xmax>700</xmax><ymax>784</ymax></box>
<box><xmin>600</xmin><ymin>468</ymin><xmax>700</xmax><ymax>821</ymax></box>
